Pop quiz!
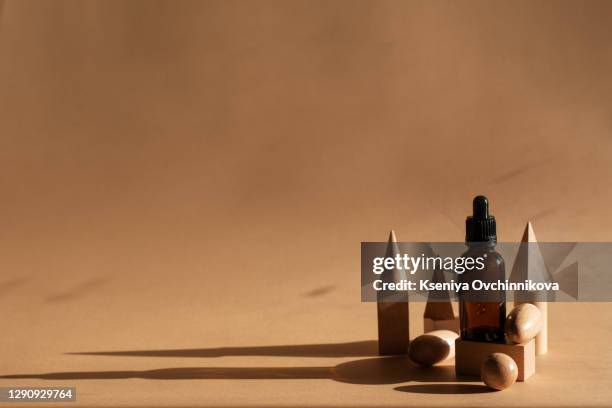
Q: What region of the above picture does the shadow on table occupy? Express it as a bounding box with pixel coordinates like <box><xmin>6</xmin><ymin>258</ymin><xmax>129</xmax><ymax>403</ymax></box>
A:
<box><xmin>0</xmin><ymin>356</ymin><xmax>475</xmax><ymax>387</ymax></box>
<box><xmin>395</xmin><ymin>384</ymin><xmax>491</xmax><ymax>394</ymax></box>
<box><xmin>68</xmin><ymin>340</ymin><xmax>379</xmax><ymax>358</ymax></box>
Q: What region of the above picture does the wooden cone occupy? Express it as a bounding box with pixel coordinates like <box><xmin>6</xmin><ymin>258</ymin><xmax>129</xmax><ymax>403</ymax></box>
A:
<box><xmin>424</xmin><ymin>268</ymin><xmax>455</xmax><ymax>320</ymax></box>
<box><xmin>423</xmin><ymin>266</ymin><xmax>459</xmax><ymax>334</ymax></box>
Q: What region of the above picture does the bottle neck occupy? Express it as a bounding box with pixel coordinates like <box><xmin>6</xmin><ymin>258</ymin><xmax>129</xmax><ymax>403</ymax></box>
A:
<box><xmin>465</xmin><ymin>239</ymin><xmax>497</xmax><ymax>249</ymax></box>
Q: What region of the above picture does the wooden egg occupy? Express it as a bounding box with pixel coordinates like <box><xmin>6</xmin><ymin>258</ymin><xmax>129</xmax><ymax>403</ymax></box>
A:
<box><xmin>505</xmin><ymin>303</ymin><xmax>543</xmax><ymax>344</ymax></box>
<box><xmin>481</xmin><ymin>353</ymin><xmax>518</xmax><ymax>390</ymax></box>
<box><xmin>408</xmin><ymin>330</ymin><xmax>458</xmax><ymax>366</ymax></box>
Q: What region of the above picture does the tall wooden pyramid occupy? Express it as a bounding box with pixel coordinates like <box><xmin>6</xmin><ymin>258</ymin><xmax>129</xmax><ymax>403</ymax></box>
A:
<box><xmin>509</xmin><ymin>222</ymin><xmax>552</xmax><ymax>289</ymax></box>
<box><xmin>510</xmin><ymin>222</ymin><xmax>549</xmax><ymax>355</ymax></box>
<box><xmin>376</xmin><ymin>230</ymin><xmax>409</xmax><ymax>355</ymax></box>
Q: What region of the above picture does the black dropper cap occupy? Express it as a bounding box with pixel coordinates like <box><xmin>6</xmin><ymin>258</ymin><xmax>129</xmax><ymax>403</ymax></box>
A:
<box><xmin>465</xmin><ymin>195</ymin><xmax>497</xmax><ymax>243</ymax></box>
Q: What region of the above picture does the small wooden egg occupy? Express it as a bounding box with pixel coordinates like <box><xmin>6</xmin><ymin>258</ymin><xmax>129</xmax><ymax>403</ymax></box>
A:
<box><xmin>505</xmin><ymin>303</ymin><xmax>543</xmax><ymax>344</ymax></box>
<box><xmin>408</xmin><ymin>330</ymin><xmax>459</xmax><ymax>366</ymax></box>
<box><xmin>481</xmin><ymin>353</ymin><xmax>518</xmax><ymax>390</ymax></box>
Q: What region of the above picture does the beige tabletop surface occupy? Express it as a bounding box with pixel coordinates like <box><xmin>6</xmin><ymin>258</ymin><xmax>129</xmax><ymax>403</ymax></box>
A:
<box><xmin>1</xmin><ymin>1</ymin><xmax>612</xmax><ymax>406</ymax></box>
<box><xmin>1</xmin><ymin>278</ymin><xmax>611</xmax><ymax>407</ymax></box>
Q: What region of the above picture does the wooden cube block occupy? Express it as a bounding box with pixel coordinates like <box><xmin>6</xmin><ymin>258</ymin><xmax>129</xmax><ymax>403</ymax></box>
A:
<box><xmin>424</xmin><ymin>316</ymin><xmax>460</xmax><ymax>334</ymax></box>
<box><xmin>455</xmin><ymin>338</ymin><xmax>535</xmax><ymax>381</ymax></box>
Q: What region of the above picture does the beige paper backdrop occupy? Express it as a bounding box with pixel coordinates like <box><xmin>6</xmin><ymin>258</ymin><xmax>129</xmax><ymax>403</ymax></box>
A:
<box><xmin>0</xmin><ymin>1</ymin><xmax>611</xmax><ymax>407</ymax></box>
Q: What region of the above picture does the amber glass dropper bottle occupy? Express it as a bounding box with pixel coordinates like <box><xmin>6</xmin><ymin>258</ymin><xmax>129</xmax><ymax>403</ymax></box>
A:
<box><xmin>459</xmin><ymin>196</ymin><xmax>506</xmax><ymax>343</ymax></box>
